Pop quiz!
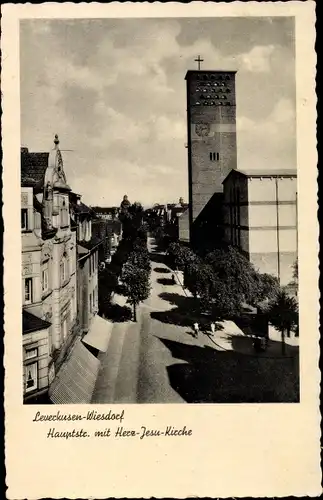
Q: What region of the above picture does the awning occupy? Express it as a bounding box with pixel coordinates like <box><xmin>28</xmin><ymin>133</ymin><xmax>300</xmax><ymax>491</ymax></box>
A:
<box><xmin>82</xmin><ymin>314</ymin><xmax>112</xmax><ymax>353</ymax></box>
<box><xmin>49</xmin><ymin>339</ymin><xmax>100</xmax><ymax>404</ymax></box>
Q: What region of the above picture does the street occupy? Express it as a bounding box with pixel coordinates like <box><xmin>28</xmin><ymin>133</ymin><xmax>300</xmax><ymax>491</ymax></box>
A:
<box><xmin>92</xmin><ymin>238</ymin><xmax>299</xmax><ymax>404</ymax></box>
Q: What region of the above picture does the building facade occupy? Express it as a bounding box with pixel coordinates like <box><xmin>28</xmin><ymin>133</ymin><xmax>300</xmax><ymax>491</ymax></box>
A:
<box><xmin>223</xmin><ymin>169</ymin><xmax>298</xmax><ymax>286</ymax></box>
<box><xmin>185</xmin><ymin>69</ymin><xmax>237</xmax><ymax>246</ymax></box>
<box><xmin>21</xmin><ymin>136</ymin><xmax>77</xmax><ymax>402</ymax></box>
<box><xmin>69</xmin><ymin>193</ymin><xmax>99</xmax><ymax>335</ymax></box>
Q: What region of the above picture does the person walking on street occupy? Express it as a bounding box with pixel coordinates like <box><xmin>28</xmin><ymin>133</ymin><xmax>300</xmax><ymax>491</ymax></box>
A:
<box><xmin>172</xmin><ymin>273</ymin><xmax>176</xmax><ymax>285</ymax></box>
<box><xmin>210</xmin><ymin>322</ymin><xmax>215</xmax><ymax>336</ymax></box>
<box><xmin>193</xmin><ymin>322</ymin><xmax>199</xmax><ymax>338</ymax></box>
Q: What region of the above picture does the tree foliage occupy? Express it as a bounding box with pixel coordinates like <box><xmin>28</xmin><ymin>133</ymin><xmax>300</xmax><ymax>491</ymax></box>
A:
<box><xmin>122</xmin><ymin>262</ymin><xmax>151</xmax><ymax>321</ymax></box>
<box><xmin>98</xmin><ymin>266</ymin><xmax>119</xmax><ymax>314</ymax></box>
<box><xmin>167</xmin><ymin>242</ymin><xmax>197</xmax><ymax>270</ymax></box>
<box><xmin>169</xmin><ymin>243</ymin><xmax>282</xmax><ymax>320</ymax></box>
<box><xmin>266</xmin><ymin>290</ymin><xmax>298</xmax><ymax>354</ymax></box>
<box><xmin>127</xmin><ymin>245</ymin><xmax>151</xmax><ymax>272</ymax></box>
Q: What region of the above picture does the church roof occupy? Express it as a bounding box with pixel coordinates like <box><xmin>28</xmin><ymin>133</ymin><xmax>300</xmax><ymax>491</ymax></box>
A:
<box><xmin>223</xmin><ymin>168</ymin><xmax>297</xmax><ymax>183</ymax></box>
<box><xmin>185</xmin><ymin>69</ymin><xmax>237</xmax><ymax>79</ymax></box>
<box><xmin>23</xmin><ymin>310</ymin><xmax>51</xmax><ymax>335</ymax></box>
<box><xmin>21</xmin><ymin>149</ymin><xmax>49</xmax><ymax>190</ymax></box>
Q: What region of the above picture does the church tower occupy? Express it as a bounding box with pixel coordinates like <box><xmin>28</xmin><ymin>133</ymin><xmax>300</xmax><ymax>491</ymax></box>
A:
<box><xmin>185</xmin><ymin>59</ymin><xmax>237</xmax><ymax>247</ymax></box>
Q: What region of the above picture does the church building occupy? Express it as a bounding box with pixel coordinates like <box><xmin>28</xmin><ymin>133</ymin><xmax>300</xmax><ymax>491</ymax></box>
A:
<box><xmin>185</xmin><ymin>60</ymin><xmax>237</xmax><ymax>248</ymax></box>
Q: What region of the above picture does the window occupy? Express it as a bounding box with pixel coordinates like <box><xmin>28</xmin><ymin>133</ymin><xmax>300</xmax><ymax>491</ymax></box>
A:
<box><xmin>210</xmin><ymin>152</ymin><xmax>219</xmax><ymax>161</ymax></box>
<box><xmin>62</xmin><ymin>318</ymin><xmax>68</xmax><ymax>341</ymax></box>
<box><xmin>21</xmin><ymin>209</ymin><xmax>28</xmax><ymax>231</ymax></box>
<box><xmin>61</xmin><ymin>196</ymin><xmax>69</xmax><ymax>228</ymax></box>
<box><xmin>89</xmin><ymin>294</ymin><xmax>92</xmax><ymax>313</ymax></box>
<box><xmin>24</xmin><ymin>278</ymin><xmax>33</xmax><ymax>304</ymax></box>
<box><xmin>25</xmin><ymin>347</ymin><xmax>38</xmax><ymax>360</ymax></box>
<box><xmin>25</xmin><ymin>362</ymin><xmax>38</xmax><ymax>393</ymax></box>
<box><xmin>60</xmin><ymin>258</ymin><xmax>68</xmax><ymax>284</ymax></box>
<box><xmin>42</xmin><ymin>266</ymin><xmax>49</xmax><ymax>294</ymax></box>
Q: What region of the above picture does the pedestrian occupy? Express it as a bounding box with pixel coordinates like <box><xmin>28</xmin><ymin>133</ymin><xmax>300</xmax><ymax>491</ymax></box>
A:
<box><xmin>172</xmin><ymin>273</ymin><xmax>175</xmax><ymax>284</ymax></box>
<box><xmin>210</xmin><ymin>322</ymin><xmax>215</xmax><ymax>336</ymax></box>
<box><xmin>193</xmin><ymin>322</ymin><xmax>199</xmax><ymax>338</ymax></box>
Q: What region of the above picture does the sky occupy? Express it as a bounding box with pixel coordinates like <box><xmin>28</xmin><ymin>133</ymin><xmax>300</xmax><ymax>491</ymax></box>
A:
<box><xmin>20</xmin><ymin>17</ymin><xmax>296</xmax><ymax>207</ymax></box>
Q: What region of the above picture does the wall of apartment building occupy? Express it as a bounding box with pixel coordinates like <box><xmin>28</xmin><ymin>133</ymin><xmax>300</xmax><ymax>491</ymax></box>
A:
<box><xmin>23</xmin><ymin>327</ymin><xmax>50</xmax><ymax>399</ymax></box>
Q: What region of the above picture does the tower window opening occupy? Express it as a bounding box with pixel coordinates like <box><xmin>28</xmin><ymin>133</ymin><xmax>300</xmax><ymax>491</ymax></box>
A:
<box><xmin>210</xmin><ymin>152</ymin><xmax>219</xmax><ymax>161</ymax></box>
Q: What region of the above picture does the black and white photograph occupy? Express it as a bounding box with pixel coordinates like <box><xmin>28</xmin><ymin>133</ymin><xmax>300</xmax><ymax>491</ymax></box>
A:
<box><xmin>2</xmin><ymin>2</ymin><xmax>320</xmax><ymax>499</ymax></box>
<box><xmin>19</xmin><ymin>15</ymin><xmax>301</xmax><ymax>405</ymax></box>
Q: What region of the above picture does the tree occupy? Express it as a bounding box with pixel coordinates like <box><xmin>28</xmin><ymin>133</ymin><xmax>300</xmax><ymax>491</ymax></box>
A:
<box><xmin>98</xmin><ymin>266</ymin><xmax>119</xmax><ymax>314</ymax></box>
<box><xmin>120</xmin><ymin>202</ymin><xmax>144</xmax><ymax>241</ymax></box>
<box><xmin>128</xmin><ymin>246</ymin><xmax>151</xmax><ymax>272</ymax></box>
<box><xmin>167</xmin><ymin>242</ymin><xmax>197</xmax><ymax>271</ymax></box>
<box><xmin>205</xmin><ymin>246</ymin><xmax>280</xmax><ymax>312</ymax></box>
<box><xmin>184</xmin><ymin>258</ymin><xmax>214</xmax><ymax>302</ymax></box>
<box><xmin>252</xmin><ymin>273</ymin><xmax>280</xmax><ymax>309</ymax></box>
<box><xmin>122</xmin><ymin>262</ymin><xmax>151</xmax><ymax>322</ymax></box>
<box><xmin>266</xmin><ymin>290</ymin><xmax>298</xmax><ymax>355</ymax></box>
<box><xmin>288</xmin><ymin>259</ymin><xmax>298</xmax><ymax>296</ymax></box>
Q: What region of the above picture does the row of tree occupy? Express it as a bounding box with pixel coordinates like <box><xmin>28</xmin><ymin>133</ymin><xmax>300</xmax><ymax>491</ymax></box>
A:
<box><xmin>166</xmin><ymin>242</ymin><xmax>298</xmax><ymax>353</ymax></box>
<box><xmin>98</xmin><ymin>202</ymin><xmax>151</xmax><ymax>322</ymax></box>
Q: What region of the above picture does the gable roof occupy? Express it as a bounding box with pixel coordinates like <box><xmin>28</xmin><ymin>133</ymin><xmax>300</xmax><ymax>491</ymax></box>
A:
<box><xmin>223</xmin><ymin>168</ymin><xmax>297</xmax><ymax>184</ymax></box>
<box><xmin>21</xmin><ymin>149</ymin><xmax>49</xmax><ymax>190</ymax></box>
<box><xmin>23</xmin><ymin>310</ymin><xmax>51</xmax><ymax>335</ymax></box>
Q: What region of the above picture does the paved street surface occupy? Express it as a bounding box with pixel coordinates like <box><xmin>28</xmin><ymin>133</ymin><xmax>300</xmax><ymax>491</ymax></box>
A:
<box><xmin>92</xmin><ymin>237</ymin><xmax>299</xmax><ymax>404</ymax></box>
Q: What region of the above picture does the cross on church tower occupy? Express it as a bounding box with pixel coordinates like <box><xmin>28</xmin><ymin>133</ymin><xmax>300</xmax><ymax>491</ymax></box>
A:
<box><xmin>194</xmin><ymin>55</ymin><xmax>204</xmax><ymax>70</ymax></box>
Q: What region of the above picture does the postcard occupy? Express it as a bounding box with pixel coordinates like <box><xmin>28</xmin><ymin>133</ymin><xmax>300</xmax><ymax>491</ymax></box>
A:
<box><xmin>2</xmin><ymin>1</ymin><xmax>320</xmax><ymax>498</ymax></box>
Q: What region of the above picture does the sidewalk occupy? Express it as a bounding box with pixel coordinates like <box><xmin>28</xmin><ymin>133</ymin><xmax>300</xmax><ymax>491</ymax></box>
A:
<box><xmin>91</xmin><ymin>292</ymin><xmax>143</xmax><ymax>403</ymax></box>
<box><xmin>170</xmin><ymin>267</ymin><xmax>299</xmax><ymax>357</ymax></box>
